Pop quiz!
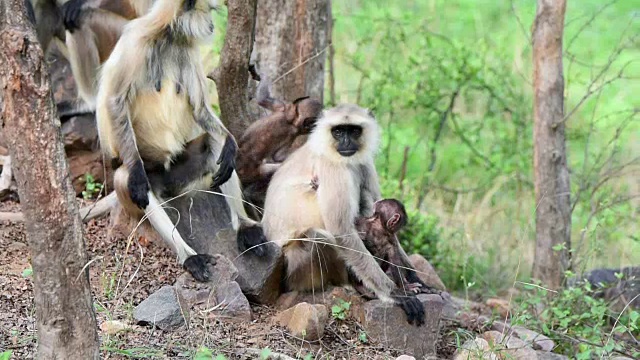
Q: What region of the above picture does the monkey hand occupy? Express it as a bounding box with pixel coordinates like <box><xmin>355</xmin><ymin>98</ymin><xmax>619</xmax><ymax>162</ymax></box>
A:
<box><xmin>392</xmin><ymin>291</ymin><xmax>425</xmax><ymax>326</ymax></box>
<box><xmin>237</xmin><ymin>224</ymin><xmax>269</xmax><ymax>257</ymax></box>
<box><xmin>183</xmin><ymin>254</ymin><xmax>216</xmax><ymax>282</ymax></box>
<box><xmin>61</xmin><ymin>0</ymin><xmax>87</xmax><ymax>32</ymax></box>
<box><xmin>212</xmin><ymin>135</ymin><xmax>237</xmax><ymax>188</ymax></box>
<box><xmin>128</xmin><ymin>162</ymin><xmax>150</xmax><ymax>209</ymax></box>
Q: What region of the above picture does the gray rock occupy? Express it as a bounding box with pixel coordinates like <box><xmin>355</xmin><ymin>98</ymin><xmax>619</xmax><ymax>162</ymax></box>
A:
<box><xmin>512</xmin><ymin>326</ymin><xmax>555</xmax><ymax>352</ymax></box>
<box><xmin>534</xmin><ymin>351</ymin><xmax>569</xmax><ymax>360</ymax></box>
<box><xmin>62</xmin><ymin>115</ymin><xmax>99</xmax><ymax>151</ymax></box>
<box><xmin>174</xmin><ymin>273</ymin><xmax>216</xmax><ymax>308</ymax></box>
<box><xmin>134</xmin><ymin>286</ymin><xmax>189</xmax><ymax>330</ymax></box>
<box><xmin>409</xmin><ymin>254</ymin><xmax>446</xmax><ymax>291</ymax></box>
<box><xmin>453</xmin><ymin>338</ymin><xmax>497</xmax><ymax>360</ymax></box>
<box><xmin>568</xmin><ymin>267</ymin><xmax>640</xmax><ymax>311</ymax></box>
<box><xmin>166</xmin><ymin>193</ymin><xmax>283</xmax><ymax>305</ymax></box>
<box><xmin>214</xmin><ymin>281</ymin><xmax>252</xmax><ymax>321</ymax></box>
<box><xmin>482</xmin><ymin>331</ymin><xmax>538</xmax><ymax>360</ymax></box>
<box><xmin>441</xmin><ymin>295</ymin><xmax>485</xmax><ymax>319</ymax></box>
<box><xmin>360</xmin><ymin>294</ymin><xmax>443</xmax><ymax>358</ymax></box>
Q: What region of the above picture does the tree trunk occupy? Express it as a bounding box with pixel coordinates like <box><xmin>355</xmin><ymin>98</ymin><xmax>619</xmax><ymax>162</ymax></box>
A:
<box><xmin>211</xmin><ymin>0</ymin><xmax>259</xmax><ymax>139</ymax></box>
<box><xmin>0</xmin><ymin>1</ymin><xmax>100</xmax><ymax>359</ymax></box>
<box><xmin>254</xmin><ymin>0</ymin><xmax>330</xmax><ymax>103</ymax></box>
<box><xmin>531</xmin><ymin>0</ymin><xmax>571</xmax><ymax>290</ymax></box>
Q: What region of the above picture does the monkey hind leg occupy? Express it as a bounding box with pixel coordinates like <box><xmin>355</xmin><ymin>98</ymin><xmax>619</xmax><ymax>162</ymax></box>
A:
<box><xmin>115</xmin><ymin>167</ymin><xmax>212</xmax><ymax>282</ymax></box>
<box><xmin>282</xmin><ymin>240</ymin><xmax>332</xmax><ymax>292</ymax></box>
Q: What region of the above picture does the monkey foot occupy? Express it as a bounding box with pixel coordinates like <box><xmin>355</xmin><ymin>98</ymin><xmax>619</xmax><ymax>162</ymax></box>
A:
<box><xmin>237</xmin><ymin>225</ymin><xmax>269</xmax><ymax>257</ymax></box>
<box><xmin>393</xmin><ymin>294</ymin><xmax>425</xmax><ymax>327</ymax></box>
<box><xmin>183</xmin><ymin>254</ymin><xmax>216</xmax><ymax>282</ymax></box>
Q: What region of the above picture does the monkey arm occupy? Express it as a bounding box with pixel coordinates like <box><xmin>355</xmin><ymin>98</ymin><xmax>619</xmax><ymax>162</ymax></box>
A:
<box><xmin>396</xmin><ymin>242</ymin><xmax>443</xmax><ymax>295</ymax></box>
<box><xmin>316</xmin><ymin>171</ymin><xmax>396</xmax><ymax>302</ymax></box>
<box><xmin>358</xmin><ymin>162</ymin><xmax>382</xmax><ymax>216</ymax></box>
<box><xmin>60</xmin><ymin>0</ymin><xmax>100</xmax><ymax>31</ymax></box>
<box><xmin>110</xmin><ymin>100</ymin><xmax>150</xmax><ymax>209</ymax></box>
<box><xmin>191</xmin><ymin>104</ymin><xmax>237</xmax><ymax>189</ymax></box>
<box><xmin>188</xmin><ymin>65</ymin><xmax>237</xmax><ymax>188</ymax></box>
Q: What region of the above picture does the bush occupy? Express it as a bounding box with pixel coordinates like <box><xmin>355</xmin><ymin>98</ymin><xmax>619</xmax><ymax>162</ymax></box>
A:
<box><xmin>513</xmin><ymin>281</ymin><xmax>640</xmax><ymax>359</ymax></box>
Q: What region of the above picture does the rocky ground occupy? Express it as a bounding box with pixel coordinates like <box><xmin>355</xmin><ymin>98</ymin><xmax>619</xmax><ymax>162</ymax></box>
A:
<box><xmin>0</xmin><ymin>198</ymin><xmax>467</xmax><ymax>359</ymax></box>
<box><xmin>1</xmin><ymin>194</ymin><xmax>603</xmax><ymax>360</ymax></box>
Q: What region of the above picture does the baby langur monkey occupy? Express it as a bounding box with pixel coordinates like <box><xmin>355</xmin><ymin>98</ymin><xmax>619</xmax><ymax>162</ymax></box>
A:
<box><xmin>353</xmin><ymin>199</ymin><xmax>442</xmax><ymax>297</ymax></box>
<box><xmin>237</xmin><ymin>74</ymin><xmax>323</xmax><ymax>216</ymax></box>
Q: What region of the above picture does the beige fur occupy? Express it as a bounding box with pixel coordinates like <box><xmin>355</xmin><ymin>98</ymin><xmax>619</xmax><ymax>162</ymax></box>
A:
<box><xmin>262</xmin><ymin>104</ymin><xmax>395</xmax><ymax>302</ymax></box>
<box><xmin>96</xmin><ymin>0</ymin><xmax>253</xmax><ymax>265</ymax></box>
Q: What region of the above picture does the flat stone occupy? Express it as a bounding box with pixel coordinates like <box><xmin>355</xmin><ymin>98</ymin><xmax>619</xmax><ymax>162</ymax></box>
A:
<box><xmin>482</xmin><ymin>331</ymin><xmax>538</xmax><ymax>360</ymax></box>
<box><xmin>511</xmin><ymin>326</ymin><xmax>555</xmax><ymax>352</ymax></box>
<box><xmin>274</xmin><ymin>302</ymin><xmax>328</xmax><ymax>341</ymax></box>
<box><xmin>453</xmin><ymin>338</ymin><xmax>497</xmax><ymax>360</ymax></box>
<box><xmin>100</xmin><ymin>320</ymin><xmax>130</xmax><ymax>335</ymax></box>
<box><xmin>134</xmin><ymin>286</ymin><xmax>189</xmax><ymax>330</ymax></box>
<box><xmin>409</xmin><ymin>254</ymin><xmax>446</xmax><ymax>291</ymax></box>
<box><xmin>213</xmin><ymin>281</ymin><xmax>252</xmax><ymax>322</ymax></box>
<box><xmin>535</xmin><ymin>351</ymin><xmax>569</xmax><ymax>360</ymax></box>
<box><xmin>395</xmin><ymin>356</ymin><xmax>416</xmax><ymax>360</ymax></box>
<box><xmin>360</xmin><ymin>294</ymin><xmax>443</xmax><ymax>358</ymax></box>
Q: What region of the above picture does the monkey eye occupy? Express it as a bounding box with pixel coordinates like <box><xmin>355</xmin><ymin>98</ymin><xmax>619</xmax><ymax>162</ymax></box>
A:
<box><xmin>352</xmin><ymin>127</ymin><xmax>362</xmax><ymax>137</ymax></box>
<box><xmin>332</xmin><ymin>128</ymin><xmax>343</xmax><ymax>138</ymax></box>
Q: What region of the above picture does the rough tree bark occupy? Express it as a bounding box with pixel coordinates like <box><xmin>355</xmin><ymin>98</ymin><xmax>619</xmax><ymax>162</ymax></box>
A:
<box><xmin>254</xmin><ymin>0</ymin><xmax>330</xmax><ymax>103</ymax></box>
<box><xmin>532</xmin><ymin>0</ymin><xmax>572</xmax><ymax>290</ymax></box>
<box><xmin>210</xmin><ymin>0</ymin><xmax>259</xmax><ymax>139</ymax></box>
<box><xmin>0</xmin><ymin>1</ymin><xmax>100</xmax><ymax>358</ymax></box>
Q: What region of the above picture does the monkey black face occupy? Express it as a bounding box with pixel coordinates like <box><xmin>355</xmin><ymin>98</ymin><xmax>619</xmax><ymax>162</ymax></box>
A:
<box><xmin>332</xmin><ymin>125</ymin><xmax>362</xmax><ymax>157</ymax></box>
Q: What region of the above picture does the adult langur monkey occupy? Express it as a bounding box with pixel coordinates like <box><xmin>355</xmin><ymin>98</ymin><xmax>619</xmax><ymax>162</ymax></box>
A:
<box><xmin>25</xmin><ymin>0</ymin><xmax>154</xmax><ymax>120</ymax></box>
<box><xmin>261</xmin><ymin>104</ymin><xmax>426</xmax><ymax>326</ymax></box>
<box><xmin>96</xmin><ymin>0</ymin><xmax>268</xmax><ymax>282</ymax></box>
<box><xmin>25</xmin><ymin>0</ymin><xmax>67</xmax><ymax>56</ymax></box>
<box><xmin>57</xmin><ymin>0</ymin><xmax>152</xmax><ymax>120</ymax></box>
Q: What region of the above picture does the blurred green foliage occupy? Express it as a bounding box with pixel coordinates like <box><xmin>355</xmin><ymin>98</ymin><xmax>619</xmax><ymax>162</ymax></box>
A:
<box><xmin>329</xmin><ymin>0</ymin><xmax>639</xmax><ymax>292</ymax></box>
<box><xmin>513</xmin><ymin>282</ymin><xmax>639</xmax><ymax>358</ymax></box>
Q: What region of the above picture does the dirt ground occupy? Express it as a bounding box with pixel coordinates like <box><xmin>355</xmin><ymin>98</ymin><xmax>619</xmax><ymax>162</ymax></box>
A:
<box><xmin>0</xmin><ymin>199</ymin><xmax>461</xmax><ymax>359</ymax></box>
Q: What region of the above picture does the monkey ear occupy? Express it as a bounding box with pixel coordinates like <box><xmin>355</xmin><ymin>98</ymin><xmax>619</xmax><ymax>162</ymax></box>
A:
<box><xmin>293</xmin><ymin>96</ymin><xmax>310</xmax><ymax>105</ymax></box>
<box><xmin>387</xmin><ymin>213</ymin><xmax>401</xmax><ymax>231</ymax></box>
<box><xmin>366</xmin><ymin>109</ymin><xmax>377</xmax><ymax>120</ymax></box>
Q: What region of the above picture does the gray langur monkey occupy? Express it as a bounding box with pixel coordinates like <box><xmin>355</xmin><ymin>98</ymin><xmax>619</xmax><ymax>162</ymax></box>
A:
<box><xmin>96</xmin><ymin>0</ymin><xmax>267</xmax><ymax>282</ymax></box>
<box><xmin>25</xmin><ymin>0</ymin><xmax>66</xmax><ymax>56</ymax></box>
<box><xmin>261</xmin><ymin>104</ymin><xmax>426</xmax><ymax>326</ymax></box>
<box><xmin>25</xmin><ymin>0</ymin><xmax>154</xmax><ymax>121</ymax></box>
<box><xmin>57</xmin><ymin>0</ymin><xmax>151</xmax><ymax>120</ymax></box>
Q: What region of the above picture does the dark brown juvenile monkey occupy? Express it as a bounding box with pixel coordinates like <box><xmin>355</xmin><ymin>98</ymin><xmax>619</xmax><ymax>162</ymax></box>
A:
<box><xmin>236</xmin><ymin>75</ymin><xmax>323</xmax><ymax>215</ymax></box>
<box><xmin>353</xmin><ymin>198</ymin><xmax>441</xmax><ymax>296</ymax></box>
